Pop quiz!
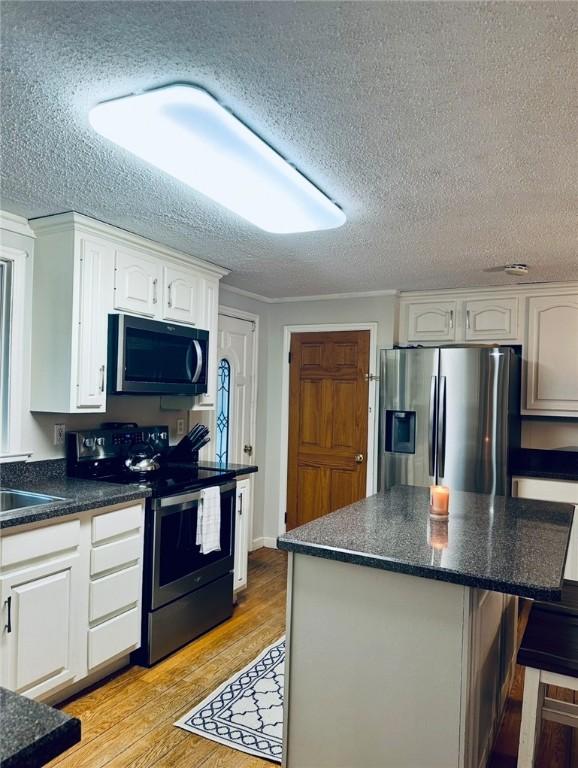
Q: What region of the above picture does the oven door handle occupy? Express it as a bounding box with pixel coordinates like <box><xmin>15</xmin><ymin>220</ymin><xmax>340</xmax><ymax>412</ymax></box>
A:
<box><xmin>159</xmin><ymin>489</ymin><xmax>203</xmax><ymax>509</ymax></box>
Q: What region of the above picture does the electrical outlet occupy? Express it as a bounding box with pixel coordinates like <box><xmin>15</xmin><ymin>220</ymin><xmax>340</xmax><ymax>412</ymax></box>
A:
<box><xmin>53</xmin><ymin>423</ymin><xmax>66</xmax><ymax>446</ymax></box>
<box><xmin>176</xmin><ymin>418</ymin><xmax>185</xmax><ymax>436</ymax></box>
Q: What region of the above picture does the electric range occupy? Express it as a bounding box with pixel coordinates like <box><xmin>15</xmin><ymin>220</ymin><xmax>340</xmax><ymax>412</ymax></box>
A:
<box><xmin>67</xmin><ymin>426</ymin><xmax>237</xmax><ymax>666</ymax></box>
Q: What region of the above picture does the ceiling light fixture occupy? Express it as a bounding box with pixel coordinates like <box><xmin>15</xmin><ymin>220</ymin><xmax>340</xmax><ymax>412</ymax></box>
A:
<box><xmin>504</xmin><ymin>263</ymin><xmax>529</xmax><ymax>276</ymax></box>
<box><xmin>89</xmin><ymin>84</ymin><xmax>346</xmax><ymax>234</ymax></box>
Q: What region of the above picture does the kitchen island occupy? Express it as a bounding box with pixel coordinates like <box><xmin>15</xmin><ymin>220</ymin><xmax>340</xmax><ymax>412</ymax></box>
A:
<box><xmin>277</xmin><ymin>485</ymin><xmax>575</xmax><ymax>768</ymax></box>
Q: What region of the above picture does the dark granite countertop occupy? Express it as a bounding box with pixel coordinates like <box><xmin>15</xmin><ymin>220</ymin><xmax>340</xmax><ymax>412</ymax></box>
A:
<box><xmin>511</xmin><ymin>448</ymin><xmax>578</xmax><ymax>483</ymax></box>
<box><xmin>0</xmin><ymin>687</ymin><xmax>80</xmax><ymax>767</ymax></box>
<box><xmin>277</xmin><ymin>486</ymin><xmax>575</xmax><ymax>600</ymax></box>
<box><xmin>197</xmin><ymin>461</ymin><xmax>258</xmax><ymax>477</ymax></box>
<box><xmin>0</xmin><ymin>475</ymin><xmax>150</xmax><ymax>530</ymax></box>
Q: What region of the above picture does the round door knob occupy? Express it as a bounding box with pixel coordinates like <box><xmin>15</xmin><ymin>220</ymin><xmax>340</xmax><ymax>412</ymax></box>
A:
<box><xmin>355</xmin><ymin>453</ymin><xmax>364</xmax><ymax>463</ymax></box>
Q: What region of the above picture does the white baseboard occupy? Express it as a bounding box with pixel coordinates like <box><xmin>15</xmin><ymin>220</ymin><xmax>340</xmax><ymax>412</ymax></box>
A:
<box><xmin>252</xmin><ymin>536</ymin><xmax>278</xmax><ymax>550</ymax></box>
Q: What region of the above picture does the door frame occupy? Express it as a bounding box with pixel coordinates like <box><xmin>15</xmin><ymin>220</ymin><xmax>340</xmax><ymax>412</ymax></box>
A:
<box><xmin>279</xmin><ymin>322</ymin><xmax>379</xmax><ymax>537</ymax></box>
<box><xmin>217</xmin><ymin>305</ymin><xmax>260</xmax><ymax>468</ymax></box>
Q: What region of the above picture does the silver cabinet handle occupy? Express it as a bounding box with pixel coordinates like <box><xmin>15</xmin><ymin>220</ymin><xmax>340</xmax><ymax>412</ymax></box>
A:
<box><xmin>449</xmin><ymin>310</ymin><xmax>454</xmax><ymax>329</ymax></box>
<box><xmin>99</xmin><ymin>364</ymin><xmax>105</xmax><ymax>393</ymax></box>
<box><xmin>4</xmin><ymin>596</ymin><xmax>12</xmax><ymax>633</ymax></box>
<box><xmin>152</xmin><ymin>278</ymin><xmax>158</xmax><ymax>304</ymax></box>
<box><xmin>239</xmin><ymin>492</ymin><xmax>243</xmax><ymax>516</ymax></box>
<box><xmin>466</xmin><ymin>309</ymin><xmax>471</xmax><ymax>330</ymax></box>
<box><xmin>168</xmin><ymin>282</ymin><xmax>173</xmax><ymax>308</ymax></box>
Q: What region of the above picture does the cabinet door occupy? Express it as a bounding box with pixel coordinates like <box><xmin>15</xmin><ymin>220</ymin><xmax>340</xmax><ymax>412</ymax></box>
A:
<box><xmin>76</xmin><ymin>237</ymin><xmax>111</xmax><ymax>409</ymax></box>
<box><xmin>162</xmin><ymin>265</ymin><xmax>200</xmax><ymax>325</ymax></box>
<box><xmin>114</xmin><ymin>247</ymin><xmax>160</xmax><ymax>317</ymax></box>
<box><xmin>464</xmin><ymin>297</ymin><xmax>519</xmax><ymax>341</ymax></box>
<box><xmin>194</xmin><ymin>276</ymin><xmax>219</xmax><ymax>409</ymax></box>
<box><xmin>512</xmin><ymin>477</ymin><xmax>578</xmax><ymax>582</ymax></box>
<box><xmin>0</xmin><ymin>555</ymin><xmax>82</xmax><ymax>699</ymax></box>
<box><xmin>234</xmin><ymin>480</ymin><xmax>251</xmax><ymax>592</ymax></box>
<box><xmin>525</xmin><ymin>295</ymin><xmax>578</xmax><ymax>414</ymax></box>
<box><xmin>406</xmin><ymin>301</ymin><xmax>457</xmax><ymax>342</ymax></box>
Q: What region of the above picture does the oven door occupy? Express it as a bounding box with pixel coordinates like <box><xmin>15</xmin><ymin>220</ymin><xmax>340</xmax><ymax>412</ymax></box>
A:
<box><xmin>109</xmin><ymin>314</ymin><xmax>209</xmax><ymax>395</ymax></box>
<box><xmin>150</xmin><ymin>482</ymin><xmax>235</xmax><ymax>610</ymax></box>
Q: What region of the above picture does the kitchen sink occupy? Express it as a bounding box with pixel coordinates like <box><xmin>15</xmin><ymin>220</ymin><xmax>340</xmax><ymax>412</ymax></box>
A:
<box><xmin>0</xmin><ymin>489</ymin><xmax>65</xmax><ymax>513</ymax></box>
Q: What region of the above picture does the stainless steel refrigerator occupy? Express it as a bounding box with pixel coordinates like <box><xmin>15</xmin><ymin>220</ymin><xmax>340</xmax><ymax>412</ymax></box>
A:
<box><xmin>378</xmin><ymin>346</ymin><xmax>521</xmax><ymax>495</ymax></box>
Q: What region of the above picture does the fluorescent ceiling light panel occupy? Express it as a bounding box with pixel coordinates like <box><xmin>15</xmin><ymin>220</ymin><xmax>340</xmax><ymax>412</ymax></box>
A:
<box><xmin>89</xmin><ymin>84</ymin><xmax>346</xmax><ymax>234</ymax></box>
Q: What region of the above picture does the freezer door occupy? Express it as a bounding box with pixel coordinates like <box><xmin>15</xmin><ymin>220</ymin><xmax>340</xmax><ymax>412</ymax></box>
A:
<box><xmin>378</xmin><ymin>348</ymin><xmax>439</xmax><ymax>491</ymax></box>
<box><xmin>438</xmin><ymin>347</ymin><xmax>516</xmax><ymax>495</ymax></box>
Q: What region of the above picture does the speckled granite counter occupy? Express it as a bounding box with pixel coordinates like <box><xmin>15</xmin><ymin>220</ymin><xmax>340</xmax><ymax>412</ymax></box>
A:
<box><xmin>277</xmin><ymin>485</ymin><xmax>575</xmax><ymax>600</ymax></box>
<box><xmin>0</xmin><ymin>464</ymin><xmax>150</xmax><ymax>529</ymax></box>
<box><xmin>0</xmin><ymin>687</ymin><xmax>80</xmax><ymax>767</ymax></box>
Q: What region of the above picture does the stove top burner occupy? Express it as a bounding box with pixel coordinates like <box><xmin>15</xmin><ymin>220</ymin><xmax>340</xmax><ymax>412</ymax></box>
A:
<box><xmin>95</xmin><ymin>464</ymin><xmax>235</xmax><ymax>496</ymax></box>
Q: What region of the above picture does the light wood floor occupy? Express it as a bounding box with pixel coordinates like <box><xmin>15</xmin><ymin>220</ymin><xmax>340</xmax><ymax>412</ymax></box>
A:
<box><xmin>52</xmin><ymin>548</ymin><xmax>576</xmax><ymax>768</ymax></box>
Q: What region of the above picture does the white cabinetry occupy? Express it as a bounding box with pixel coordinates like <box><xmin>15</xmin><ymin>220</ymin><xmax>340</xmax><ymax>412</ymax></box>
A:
<box><xmin>114</xmin><ymin>247</ymin><xmax>160</xmax><ymax>317</ymax></box>
<box><xmin>0</xmin><ymin>500</ymin><xmax>145</xmax><ymax>703</ymax></box>
<box><xmin>406</xmin><ymin>301</ymin><xmax>457</xmax><ymax>342</ymax></box>
<box><xmin>464</xmin><ymin>297</ymin><xmax>518</xmax><ymax>341</ymax></box>
<box><xmin>234</xmin><ymin>479</ymin><xmax>251</xmax><ymax>593</ymax></box>
<box><xmin>162</xmin><ymin>265</ymin><xmax>200</xmax><ymax>326</ymax></box>
<box><xmin>401</xmin><ymin>294</ymin><xmax>520</xmax><ymax>345</ymax></box>
<box><xmin>0</xmin><ymin>556</ymin><xmax>82</xmax><ymax>699</ymax></box>
<box><xmin>30</xmin><ymin>213</ymin><xmax>228</xmax><ymax>412</ymax></box>
<box><xmin>525</xmin><ymin>294</ymin><xmax>578</xmax><ymax>415</ymax></box>
<box><xmin>512</xmin><ymin>477</ymin><xmax>578</xmax><ymax>581</ymax></box>
<box><xmin>30</xmin><ymin>225</ymin><xmax>113</xmax><ymax>413</ymax></box>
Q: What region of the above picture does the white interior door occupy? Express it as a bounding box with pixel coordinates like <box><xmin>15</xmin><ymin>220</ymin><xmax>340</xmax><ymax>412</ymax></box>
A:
<box><xmin>215</xmin><ymin>313</ymin><xmax>256</xmax><ymax>465</ymax></box>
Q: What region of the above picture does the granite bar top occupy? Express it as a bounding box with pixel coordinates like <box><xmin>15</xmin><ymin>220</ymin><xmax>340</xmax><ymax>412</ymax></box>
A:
<box><xmin>511</xmin><ymin>448</ymin><xmax>578</xmax><ymax>483</ymax></box>
<box><xmin>0</xmin><ymin>474</ymin><xmax>150</xmax><ymax>530</ymax></box>
<box><xmin>197</xmin><ymin>461</ymin><xmax>258</xmax><ymax>477</ymax></box>
<box><xmin>0</xmin><ymin>687</ymin><xmax>80</xmax><ymax>767</ymax></box>
<box><xmin>277</xmin><ymin>486</ymin><xmax>575</xmax><ymax>600</ymax></box>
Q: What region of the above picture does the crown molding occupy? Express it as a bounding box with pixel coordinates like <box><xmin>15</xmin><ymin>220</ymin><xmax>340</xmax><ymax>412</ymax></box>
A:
<box><xmin>0</xmin><ymin>210</ymin><xmax>36</xmax><ymax>238</ymax></box>
<box><xmin>221</xmin><ymin>283</ymin><xmax>398</xmax><ymax>304</ymax></box>
<box><xmin>29</xmin><ymin>211</ymin><xmax>230</xmax><ymax>278</ymax></box>
<box><xmin>399</xmin><ymin>280</ymin><xmax>578</xmax><ymax>300</ymax></box>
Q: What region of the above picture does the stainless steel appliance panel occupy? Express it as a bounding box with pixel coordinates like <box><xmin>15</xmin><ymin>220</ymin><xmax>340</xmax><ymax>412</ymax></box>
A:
<box><xmin>378</xmin><ymin>348</ymin><xmax>439</xmax><ymax>491</ymax></box>
<box><xmin>438</xmin><ymin>347</ymin><xmax>518</xmax><ymax>495</ymax></box>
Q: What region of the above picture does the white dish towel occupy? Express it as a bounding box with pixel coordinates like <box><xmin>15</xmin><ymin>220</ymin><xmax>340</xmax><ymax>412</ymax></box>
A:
<box><xmin>196</xmin><ymin>486</ymin><xmax>221</xmax><ymax>555</ymax></box>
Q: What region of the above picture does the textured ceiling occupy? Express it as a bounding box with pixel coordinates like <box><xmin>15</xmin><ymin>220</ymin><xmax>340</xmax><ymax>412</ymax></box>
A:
<box><xmin>1</xmin><ymin>1</ymin><xmax>577</xmax><ymax>298</ymax></box>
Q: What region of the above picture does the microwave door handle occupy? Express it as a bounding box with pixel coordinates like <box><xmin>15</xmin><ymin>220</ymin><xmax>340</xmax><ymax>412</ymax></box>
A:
<box><xmin>189</xmin><ymin>339</ymin><xmax>203</xmax><ymax>383</ymax></box>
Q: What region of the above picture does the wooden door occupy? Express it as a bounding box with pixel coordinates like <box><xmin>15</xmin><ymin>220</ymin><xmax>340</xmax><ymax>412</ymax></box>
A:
<box><xmin>287</xmin><ymin>330</ymin><xmax>370</xmax><ymax>530</ymax></box>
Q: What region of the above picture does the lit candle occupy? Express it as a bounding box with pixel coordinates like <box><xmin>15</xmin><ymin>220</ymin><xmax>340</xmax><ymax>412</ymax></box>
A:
<box><xmin>429</xmin><ymin>485</ymin><xmax>450</xmax><ymax>517</ymax></box>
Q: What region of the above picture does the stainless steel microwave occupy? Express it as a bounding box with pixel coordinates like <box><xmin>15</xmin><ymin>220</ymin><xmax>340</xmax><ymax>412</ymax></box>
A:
<box><xmin>108</xmin><ymin>314</ymin><xmax>209</xmax><ymax>395</ymax></box>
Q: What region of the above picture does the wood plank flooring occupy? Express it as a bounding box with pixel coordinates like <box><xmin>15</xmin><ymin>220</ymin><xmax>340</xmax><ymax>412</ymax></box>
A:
<box><xmin>52</xmin><ymin>549</ymin><xmax>575</xmax><ymax>768</ymax></box>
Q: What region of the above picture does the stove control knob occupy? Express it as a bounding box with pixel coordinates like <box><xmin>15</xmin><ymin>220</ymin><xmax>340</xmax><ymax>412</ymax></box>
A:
<box><xmin>95</xmin><ymin>437</ymin><xmax>105</xmax><ymax>447</ymax></box>
<box><xmin>160</xmin><ymin>431</ymin><xmax>168</xmax><ymax>440</ymax></box>
<box><xmin>83</xmin><ymin>438</ymin><xmax>95</xmax><ymax>449</ymax></box>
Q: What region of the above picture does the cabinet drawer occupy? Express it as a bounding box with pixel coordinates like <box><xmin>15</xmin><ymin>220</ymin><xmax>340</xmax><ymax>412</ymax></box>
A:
<box><xmin>89</xmin><ymin>564</ymin><xmax>140</xmax><ymax>623</ymax></box>
<box><xmin>1</xmin><ymin>519</ymin><xmax>80</xmax><ymax>568</ymax></box>
<box><xmin>90</xmin><ymin>534</ymin><xmax>142</xmax><ymax>577</ymax></box>
<box><xmin>91</xmin><ymin>503</ymin><xmax>142</xmax><ymax>544</ymax></box>
<box><xmin>88</xmin><ymin>607</ymin><xmax>140</xmax><ymax>670</ymax></box>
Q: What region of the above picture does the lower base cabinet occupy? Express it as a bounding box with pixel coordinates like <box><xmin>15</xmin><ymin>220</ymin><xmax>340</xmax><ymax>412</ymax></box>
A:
<box><xmin>0</xmin><ymin>500</ymin><xmax>145</xmax><ymax>702</ymax></box>
<box><xmin>234</xmin><ymin>479</ymin><xmax>251</xmax><ymax>593</ymax></box>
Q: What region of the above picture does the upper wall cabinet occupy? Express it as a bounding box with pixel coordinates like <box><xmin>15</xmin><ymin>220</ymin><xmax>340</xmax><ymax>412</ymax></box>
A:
<box><xmin>464</xmin><ymin>298</ymin><xmax>518</xmax><ymax>341</ymax></box>
<box><xmin>400</xmin><ymin>295</ymin><xmax>521</xmax><ymax>345</ymax></box>
<box><xmin>525</xmin><ymin>294</ymin><xmax>578</xmax><ymax>416</ymax></box>
<box><xmin>406</xmin><ymin>301</ymin><xmax>457</xmax><ymax>342</ymax></box>
<box><xmin>31</xmin><ymin>228</ymin><xmax>113</xmax><ymax>413</ymax></box>
<box><xmin>30</xmin><ymin>213</ymin><xmax>228</xmax><ymax>413</ymax></box>
<box><xmin>162</xmin><ymin>265</ymin><xmax>200</xmax><ymax>326</ymax></box>
<box><xmin>114</xmin><ymin>247</ymin><xmax>160</xmax><ymax>317</ymax></box>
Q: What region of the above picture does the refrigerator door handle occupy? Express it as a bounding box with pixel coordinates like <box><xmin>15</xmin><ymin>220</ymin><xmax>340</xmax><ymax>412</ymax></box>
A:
<box><xmin>428</xmin><ymin>376</ymin><xmax>437</xmax><ymax>477</ymax></box>
<box><xmin>437</xmin><ymin>376</ymin><xmax>447</xmax><ymax>479</ymax></box>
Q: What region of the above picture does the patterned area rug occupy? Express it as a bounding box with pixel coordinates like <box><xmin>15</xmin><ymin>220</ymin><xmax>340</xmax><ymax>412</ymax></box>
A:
<box><xmin>175</xmin><ymin>637</ymin><xmax>285</xmax><ymax>763</ymax></box>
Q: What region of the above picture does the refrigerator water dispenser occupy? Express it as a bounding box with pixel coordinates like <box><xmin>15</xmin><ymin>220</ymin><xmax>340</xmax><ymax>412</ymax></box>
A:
<box><xmin>385</xmin><ymin>411</ymin><xmax>416</xmax><ymax>454</ymax></box>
